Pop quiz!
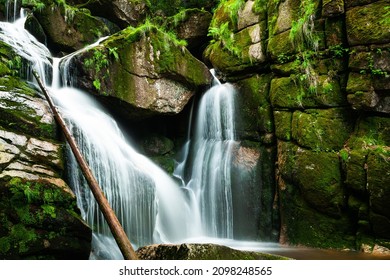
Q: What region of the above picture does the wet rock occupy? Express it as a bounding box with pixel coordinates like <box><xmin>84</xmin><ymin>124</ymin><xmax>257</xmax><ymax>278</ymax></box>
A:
<box><xmin>136</xmin><ymin>243</ymin><xmax>289</xmax><ymax>260</ymax></box>
<box><xmin>72</xmin><ymin>24</ymin><xmax>211</xmax><ymax>120</ymax></box>
<box><xmin>79</xmin><ymin>0</ymin><xmax>148</xmax><ymax>28</ymax></box>
<box><xmin>167</xmin><ymin>9</ymin><xmax>212</xmax><ymax>54</ymax></box>
<box><xmin>33</xmin><ymin>2</ymin><xmax>110</xmax><ymax>53</ymax></box>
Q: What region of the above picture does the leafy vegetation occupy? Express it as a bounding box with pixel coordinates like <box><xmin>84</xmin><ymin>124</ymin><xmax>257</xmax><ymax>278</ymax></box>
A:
<box><xmin>84</xmin><ymin>46</ymin><xmax>119</xmax><ymax>91</ymax></box>
<box><xmin>206</xmin><ymin>0</ymin><xmax>247</xmax><ymax>58</ymax></box>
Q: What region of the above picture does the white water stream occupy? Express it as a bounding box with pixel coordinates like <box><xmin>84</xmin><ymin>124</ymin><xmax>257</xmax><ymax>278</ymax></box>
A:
<box><xmin>0</xmin><ymin>3</ymin><xmax>278</xmax><ymax>259</ymax></box>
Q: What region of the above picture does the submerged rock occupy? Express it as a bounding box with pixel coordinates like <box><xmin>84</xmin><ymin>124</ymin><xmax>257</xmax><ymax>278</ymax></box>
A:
<box><xmin>136</xmin><ymin>243</ymin><xmax>290</xmax><ymax>260</ymax></box>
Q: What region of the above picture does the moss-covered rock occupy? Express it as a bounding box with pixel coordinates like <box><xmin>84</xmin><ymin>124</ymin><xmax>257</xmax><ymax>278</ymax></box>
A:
<box><xmin>165</xmin><ymin>9</ymin><xmax>212</xmax><ymax>56</ymax></box>
<box><xmin>204</xmin><ymin>0</ymin><xmax>268</xmax><ymax>75</ymax></box>
<box><xmin>75</xmin><ymin>0</ymin><xmax>148</xmax><ymax>28</ymax></box>
<box><xmin>267</xmin><ymin>30</ymin><xmax>295</xmax><ymax>61</ymax></box>
<box><xmin>346</xmin><ymin>0</ymin><xmax>390</xmax><ymax>46</ymax></box>
<box><xmin>270</xmin><ymin>75</ymin><xmax>346</xmax><ymax>109</ymax></box>
<box><xmin>235</xmin><ymin>74</ymin><xmax>273</xmax><ymax>140</ymax></box>
<box><xmin>367</xmin><ymin>149</ymin><xmax>390</xmax><ymax>220</ymax></box>
<box><xmin>278</xmin><ymin>180</ymin><xmax>355</xmax><ymax>249</ymax></box>
<box><xmin>72</xmin><ymin>23</ymin><xmax>211</xmax><ymax>120</ymax></box>
<box><xmin>277</xmin><ymin>141</ymin><xmax>346</xmax><ymax>217</ymax></box>
<box><xmin>343</xmin><ymin>148</ymin><xmax>368</xmax><ymax>195</ymax></box>
<box><xmin>0</xmin><ymin>177</ymin><xmax>91</xmax><ymax>259</ymax></box>
<box><xmin>325</xmin><ymin>17</ymin><xmax>347</xmax><ymax>48</ymax></box>
<box><xmin>274</xmin><ymin>110</ymin><xmax>292</xmax><ymax>141</ymax></box>
<box><xmin>291</xmin><ymin>108</ymin><xmax>353</xmax><ymax>151</ymax></box>
<box><xmin>137</xmin><ymin>243</ymin><xmax>290</xmax><ymax>260</ymax></box>
<box><xmin>295</xmin><ymin>149</ymin><xmax>345</xmax><ymax>217</ymax></box>
<box><xmin>33</xmin><ymin>2</ymin><xmax>111</xmax><ymax>53</ymax></box>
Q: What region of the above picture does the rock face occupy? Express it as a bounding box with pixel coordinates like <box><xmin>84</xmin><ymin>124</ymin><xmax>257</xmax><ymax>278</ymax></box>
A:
<box><xmin>75</xmin><ymin>0</ymin><xmax>149</xmax><ymax>29</ymax></box>
<box><xmin>32</xmin><ymin>1</ymin><xmax>111</xmax><ymax>53</ymax></box>
<box><xmin>71</xmin><ymin>24</ymin><xmax>212</xmax><ymax>119</ymax></box>
<box><xmin>0</xmin><ymin>42</ymin><xmax>91</xmax><ymax>259</ymax></box>
<box><xmin>206</xmin><ymin>0</ymin><xmax>390</xmax><ymax>252</ymax></box>
<box><xmin>136</xmin><ymin>243</ymin><xmax>289</xmax><ymax>260</ymax></box>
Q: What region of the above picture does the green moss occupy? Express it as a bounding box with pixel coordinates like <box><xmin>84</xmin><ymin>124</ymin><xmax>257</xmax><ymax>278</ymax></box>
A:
<box><xmin>295</xmin><ymin>149</ymin><xmax>345</xmax><ymax>217</ymax></box>
<box><xmin>280</xmin><ymin>181</ymin><xmax>355</xmax><ymax>249</ymax></box>
<box><xmin>367</xmin><ymin>149</ymin><xmax>390</xmax><ymax>219</ymax></box>
<box><xmin>0</xmin><ymin>236</ymin><xmax>11</xmax><ymax>254</ymax></box>
<box><xmin>274</xmin><ymin>110</ymin><xmax>292</xmax><ymax>141</ymax></box>
<box><xmin>346</xmin><ymin>1</ymin><xmax>390</xmax><ymax>46</ymax></box>
<box><xmin>151</xmin><ymin>156</ymin><xmax>175</xmax><ymax>174</ymax></box>
<box><xmin>291</xmin><ymin>108</ymin><xmax>353</xmax><ymax>151</ymax></box>
<box><xmin>235</xmin><ymin>74</ymin><xmax>272</xmax><ymax>137</ymax></box>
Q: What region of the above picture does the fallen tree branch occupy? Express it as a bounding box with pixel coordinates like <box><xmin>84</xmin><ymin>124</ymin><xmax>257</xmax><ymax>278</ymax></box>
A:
<box><xmin>32</xmin><ymin>70</ymin><xmax>138</xmax><ymax>260</ymax></box>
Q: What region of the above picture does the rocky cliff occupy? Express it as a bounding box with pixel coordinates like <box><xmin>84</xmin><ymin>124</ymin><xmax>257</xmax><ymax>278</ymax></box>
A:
<box><xmin>0</xmin><ymin>0</ymin><xmax>389</xmax><ymax>258</ymax></box>
<box><xmin>205</xmin><ymin>0</ymin><xmax>389</xmax><ymax>252</ymax></box>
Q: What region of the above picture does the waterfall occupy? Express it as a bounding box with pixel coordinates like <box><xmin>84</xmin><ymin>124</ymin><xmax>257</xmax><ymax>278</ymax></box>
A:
<box><xmin>175</xmin><ymin>71</ymin><xmax>238</xmax><ymax>239</ymax></box>
<box><xmin>0</xmin><ymin>2</ymin><xmax>271</xmax><ymax>259</ymax></box>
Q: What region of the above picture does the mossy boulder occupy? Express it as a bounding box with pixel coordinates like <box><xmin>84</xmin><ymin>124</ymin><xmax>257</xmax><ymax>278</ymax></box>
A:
<box><xmin>346</xmin><ymin>47</ymin><xmax>390</xmax><ymax>113</ymax></box>
<box><xmin>295</xmin><ymin>149</ymin><xmax>345</xmax><ymax>217</ymax></box>
<box><xmin>72</xmin><ymin>24</ymin><xmax>211</xmax><ymax>120</ymax></box>
<box><xmin>33</xmin><ymin>2</ymin><xmax>110</xmax><ymax>53</ymax></box>
<box><xmin>367</xmin><ymin>150</ymin><xmax>390</xmax><ymax>219</ymax></box>
<box><xmin>235</xmin><ymin>74</ymin><xmax>273</xmax><ymax>140</ymax></box>
<box><xmin>271</xmin><ymin>0</ymin><xmax>301</xmax><ymax>35</ymax></box>
<box><xmin>165</xmin><ymin>9</ymin><xmax>212</xmax><ymax>55</ymax></box>
<box><xmin>367</xmin><ymin>149</ymin><xmax>390</xmax><ymax>239</ymax></box>
<box><xmin>204</xmin><ymin>0</ymin><xmax>268</xmax><ymax>75</ymax></box>
<box><xmin>205</xmin><ymin>24</ymin><xmax>268</xmax><ymax>75</ymax></box>
<box><xmin>278</xmin><ymin>180</ymin><xmax>355</xmax><ymax>249</ymax></box>
<box><xmin>346</xmin><ymin>0</ymin><xmax>390</xmax><ymax>46</ymax></box>
<box><xmin>274</xmin><ymin>110</ymin><xmax>292</xmax><ymax>141</ymax></box>
<box><xmin>270</xmin><ymin>75</ymin><xmax>346</xmax><ymax>109</ymax></box>
<box><xmin>267</xmin><ymin>30</ymin><xmax>295</xmax><ymax>61</ymax></box>
<box><xmin>0</xmin><ymin>80</ymin><xmax>57</xmax><ymax>140</ymax></box>
<box><xmin>342</xmin><ymin>148</ymin><xmax>368</xmax><ymax>195</ymax></box>
<box><xmin>291</xmin><ymin>108</ymin><xmax>353</xmax><ymax>151</ymax></box>
<box><xmin>75</xmin><ymin>0</ymin><xmax>148</xmax><ymax>28</ymax></box>
<box><xmin>136</xmin><ymin>243</ymin><xmax>290</xmax><ymax>260</ymax></box>
<box><xmin>277</xmin><ymin>141</ymin><xmax>346</xmax><ymax>217</ymax></box>
<box><xmin>0</xmin><ymin>177</ymin><xmax>91</xmax><ymax>259</ymax></box>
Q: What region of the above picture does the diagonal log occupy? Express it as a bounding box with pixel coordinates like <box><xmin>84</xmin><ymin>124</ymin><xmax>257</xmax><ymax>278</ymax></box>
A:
<box><xmin>32</xmin><ymin>70</ymin><xmax>138</xmax><ymax>260</ymax></box>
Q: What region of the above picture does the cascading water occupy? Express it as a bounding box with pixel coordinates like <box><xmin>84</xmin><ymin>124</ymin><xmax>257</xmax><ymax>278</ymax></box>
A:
<box><xmin>0</xmin><ymin>1</ymin><xmax>276</xmax><ymax>259</ymax></box>
<box><xmin>175</xmin><ymin>73</ymin><xmax>238</xmax><ymax>239</ymax></box>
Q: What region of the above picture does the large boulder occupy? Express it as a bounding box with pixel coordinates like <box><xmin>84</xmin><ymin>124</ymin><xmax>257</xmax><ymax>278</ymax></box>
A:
<box><xmin>346</xmin><ymin>0</ymin><xmax>390</xmax><ymax>46</ymax></box>
<box><xmin>136</xmin><ymin>243</ymin><xmax>289</xmax><ymax>260</ymax></box>
<box><xmin>71</xmin><ymin>24</ymin><xmax>212</xmax><ymax>120</ymax></box>
<box><xmin>32</xmin><ymin>1</ymin><xmax>111</xmax><ymax>54</ymax></box>
<box><xmin>75</xmin><ymin>0</ymin><xmax>149</xmax><ymax>28</ymax></box>
<box><xmin>165</xmin><ymin>9</ymin><xmax>212</xmax><ymax>56</ymax></box>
